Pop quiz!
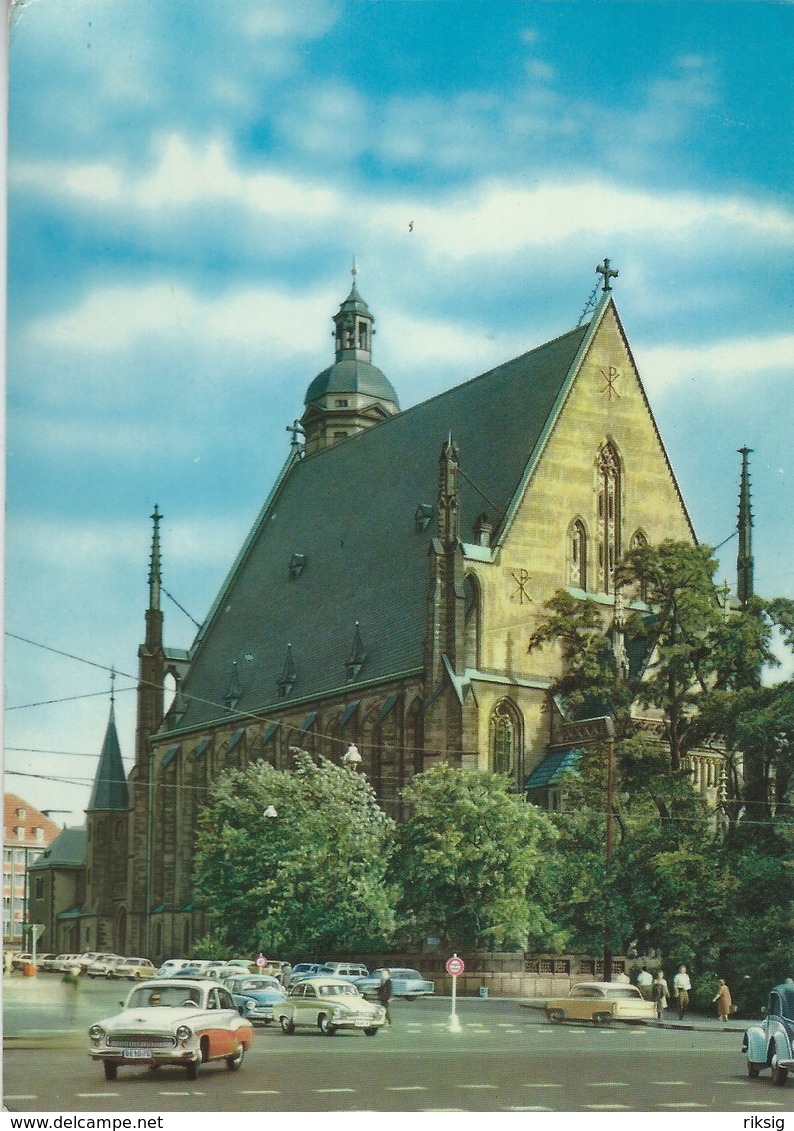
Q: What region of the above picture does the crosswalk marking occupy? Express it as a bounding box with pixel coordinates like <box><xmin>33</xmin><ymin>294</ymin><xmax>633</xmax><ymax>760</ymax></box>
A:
<box><xmin>314</xmin><ymin>1088</ymin><xmax>357</xmax><ymax>1094</ymax></box>
<box><xmin>386</xmin><ymin>1086</ymin><xmax>429</xmax><ymax>1092</ymax></box>
<box><xmin>240</xmin><ymin>1090</ymin><xmax>281</xmax><ymax>1095</ymax></box>
<box><xmin>4</xmin><ymin>1096</ymin><xmax>38</xmax><ymax>1101</ymax></box>
<box><xmin>523</xmin><ymin>1084</ymin><xmax>563</xmax><ymax>1089</ymax></box>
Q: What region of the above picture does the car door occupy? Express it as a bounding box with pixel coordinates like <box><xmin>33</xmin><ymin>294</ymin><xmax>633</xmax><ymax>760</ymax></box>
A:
<box><xmin>299</xmin><ymin>983</ymin><xmax>319</xmax><ymax>1027</ymax></box>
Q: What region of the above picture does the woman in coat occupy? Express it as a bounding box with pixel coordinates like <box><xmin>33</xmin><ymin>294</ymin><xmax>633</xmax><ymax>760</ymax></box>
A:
<box><xmin>713</xmin><ymin>978</ymin><xmax>732</xmax><ymax>1022</ymax></box>
<box><xmin>652</xmin><ymin>970</ymin><xmax>669</xmax><ymax>1019</ymax></box>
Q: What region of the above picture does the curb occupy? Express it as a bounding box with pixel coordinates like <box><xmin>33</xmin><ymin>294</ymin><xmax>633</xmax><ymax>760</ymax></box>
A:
<box><xmin>518</xmin><ymin>1001</ymin><xmax>745</xmax><ymax>1033</ymax></box>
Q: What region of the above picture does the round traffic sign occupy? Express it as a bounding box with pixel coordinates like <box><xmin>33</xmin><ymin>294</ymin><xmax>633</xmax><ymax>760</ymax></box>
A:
<box><xmin>446</xmin><ymin>955</ymin><xmax>465</xmax><ymax>976</ymax></box>
<box><xmin>256</xmin><ymin>954</ymin><xmax>267</xmax><ymax>968</ymax></box>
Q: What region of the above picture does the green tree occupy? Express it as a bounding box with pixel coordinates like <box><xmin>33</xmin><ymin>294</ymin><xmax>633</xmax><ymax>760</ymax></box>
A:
<box><xmin>394</xmin><ymin>764</ymin><xmax>564</xmax><ymax>951</ymax></box>
<box><xmin>193</xmin><ymin>750</ymin><xmax>397</xmax><ymax>954</ymax></box>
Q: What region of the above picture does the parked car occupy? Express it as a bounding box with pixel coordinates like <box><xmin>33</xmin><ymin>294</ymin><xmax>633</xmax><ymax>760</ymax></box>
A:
<box><xmin>316</xmin><ymin>962</ymin><xmax>369</xmax><ymax>983</ymax></box>
<box><xmin>205</xmin><ymin>964</ymin><xmax>254</xmax><ymax>982</ymax></box>
<box><xmin>80</xmin><ymin>952</ymin><xmax>119</xmax><ymax>974</ymax></box>
<box><xmin>743</xmin><ymin>982</ymin><xmax>794</xmax><ymax>1086</ymax></box>
<box><xmin>156</xmin><ymin>959</ymin><xmax>192</xmax><ymax>978</ymax></box>
<box><xmin>223</xmin><ymin>974</ymin><xmax>287</xmax><ymax>1025</ymax></box>
<box><xmin>10</xmin><ymin>953</ymin><xmax>33</xmax><ymax>970</ymax></box>
<box><xmin>36</xmin><ymin>953</ymin><xmax>59</xmax><ymax>971</ymax></box>
<box><xmin>276</xmin><ymin>975</ymin><xmax>386</xmax><ymax>1036</ymax></box>
<box><xmin>355</xmin><ymin>967</ymin><xmax>435</xmax><ymax>999</ymax></box>
<box><xmin>287</xmin><ymin>962</ymin><xmax>323</xmax><ymax>984</ymax></box>
<box><xmin>88</xmin><ymin>978</ymin><xmax>254</xmax><ymax>1081</ymax></box>
<box><xmin>51</xmin><ymin>953</ymin><xmax>84</xmax><ymax>974</ymax></box>
<box><xmin>545</xmin><ymin>982</ymin><xmax>658</xmax><ymax>1024</ymax></box>
<box><xmin>115</xmin><ymin>957</ymin><xmax>157</xmax><ymax>980</ymax></box>
<box><xmin>87</xmin><ymin>955</ymin><xmax>128</xmax><ymax>979</ymax></box>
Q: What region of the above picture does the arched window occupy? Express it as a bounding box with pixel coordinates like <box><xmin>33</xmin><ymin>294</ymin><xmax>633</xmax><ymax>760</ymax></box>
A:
<box><xmin>406</xmin><ymin>698</ymin><xmax>424</xmax><ymax>777</ymax></box>
<box><xmin>597</xmin><ymin>442</ymin><xmax>621</xmax><ymax>594</ymax></box>
<box><xmin>568</xmin><ymin>519</ymin><xmax>588</xmax><ymax>590</ymax></box>
<box><xmin>630</xmin><ymin>530</ymin><xmax>649</xmax><ymax>602</ymax></box>
<box><xmin>464</xmin><ymin>574</ymin><xmax>481</xmax><ymax>669</ymax></box>
<box><xmin>490</xmin><ymin>699</ymin><xmax>522</xmax><ymax>776</ymax></box>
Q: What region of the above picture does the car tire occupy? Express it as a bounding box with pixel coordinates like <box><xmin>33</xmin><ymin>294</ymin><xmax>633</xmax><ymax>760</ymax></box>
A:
<box><xmin>280</xmin><ymin>1016</ymin><xmax>295</xmax><ymax>1035</ymax></box>
<box><xmin>226</xmin><ymin>1044</ymin><xmax>245</xmax><ymax>1072</ymax></box>
<box><xmin>747</xmin><ymin>1061</ymin><xmax>762</xmax><ymax>1078</ymax></box>
<box><xmin>319</xmin><ymin>1014</ymin><xmax>336</xmax><ymax>1036</ymax></box>
<box><xmin>103</xmin><ymin>1062</ymin><xmax>118</xmax><ymax>1081</ymax></box>
<box><xmin>594</xmin><ymin>1012</ymin><xmax>613</xmax><ymax>1025</ymax></box>
<box><xmin>546</xmin><ymin>1009</ymin><xmax>564</xmax><ymax>1023</ymax></box>
<box><xmin>771</xmin><ymin>1057</ymin><xmax>788</xmax><ymax>1087</ymax></box>
<box><xmin>364</xmin><ymin>1027</ymin><xmax>379</xmax><ymax>1037</ymax></box>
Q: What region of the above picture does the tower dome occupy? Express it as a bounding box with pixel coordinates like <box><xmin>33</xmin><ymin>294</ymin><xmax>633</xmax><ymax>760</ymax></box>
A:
<box><xmin>301</xmin><ymin>266</ymin><xmax>399</xmax><ymax>455</ymax></box>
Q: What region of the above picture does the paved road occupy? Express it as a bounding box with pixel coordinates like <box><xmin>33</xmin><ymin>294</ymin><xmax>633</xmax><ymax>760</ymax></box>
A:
<box><xmin>3</xmin><ymin>976</ymin><xmax>791</xmax><ymax>1113</ymax></box>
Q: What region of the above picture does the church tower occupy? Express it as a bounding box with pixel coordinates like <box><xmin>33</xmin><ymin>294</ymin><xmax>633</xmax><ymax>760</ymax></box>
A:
<box><xmin>301</xmin><ymin>264</ymin><xmax>400</xmax><ymax>454</ymax></box>
<box><xmin>83</xmin><ymin>675</ymin><xmax>129</xmax><ymax>951</ymax></box>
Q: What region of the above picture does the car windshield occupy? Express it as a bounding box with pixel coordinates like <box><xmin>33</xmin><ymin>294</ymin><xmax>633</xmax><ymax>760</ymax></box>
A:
<box><xmin>127</xmin><ymin>986</ymin><xmax>201</xmax><ymax>1008</ymax></box>
<box><xmin>238</xmin><ymin>978</ymin><xmax>279</xmax><ymax>992</ymax></box>
<box><xmin>391</xmin><ymin>970</ymin><xmax>421</xmax><ymax>979</ymax></box>
<box><xmin>319</xmin><ymin>983</ymin><xmax>359</xmax><ymax>998</ymax></box>
<box><xmin>777</xmin><ymin>988</ymin><xmax>794</xmax><ymax>1019</ymax></box>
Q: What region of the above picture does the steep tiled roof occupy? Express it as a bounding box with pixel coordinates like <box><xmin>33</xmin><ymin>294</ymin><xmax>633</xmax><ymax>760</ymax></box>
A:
<box><xmin>3</xmin><ymin>794</ymin><xmax>60</xmax><ymax>846</ymax></box>
<box><xmin>171</xmin><ymin>319</ymin><xmax>592</xmax><ymax>733</ymax></box>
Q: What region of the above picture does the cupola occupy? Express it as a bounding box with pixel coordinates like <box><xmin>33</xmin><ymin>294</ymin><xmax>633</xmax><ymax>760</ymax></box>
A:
<box><xmin>301</xmin><ymin>263</ymin><xmax>399</xmax><ymax>454</ymax></box>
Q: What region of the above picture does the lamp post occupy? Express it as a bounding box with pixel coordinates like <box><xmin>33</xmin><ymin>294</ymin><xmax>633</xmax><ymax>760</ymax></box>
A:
<box><xmin>602</xmin><ymin>715</ymin><xmax>616</xmax><ymax>986</ymax></box>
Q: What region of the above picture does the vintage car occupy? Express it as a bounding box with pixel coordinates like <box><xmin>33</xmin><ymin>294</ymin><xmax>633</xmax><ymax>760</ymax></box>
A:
<box><xmin>223</xmin><ymin>974</ymin><xmax>287</xmax><ymax>1024</ymax></box>
<box><xmin>87</xmin><ymin>955</ymin><xmax>128</xmax><ymax>979</ymax></box>
<box><xmin>88</xmin><ymin>978</ymin><xmax>254</xmax><ymax>1081</ymax></box>
<box><xmin>115</xmin><ymin>957</ymin><xmax>157</xmax><ymax>980</ymax></box>
<box><xmin>276</xmin><ymin>975</ymin><xmax>386</xmax><ymax>1036</ymax></box>
<box><xmin>743</xmin><ymin>982</ymin><xmax>794</xmax><ymax>1086</ymax></box>
<box><xmin>545</xmin><ymin>982</ymin><xmax>658</xmax><ymax>1024</ymax></box>
<box><xmin>355</xmin><ymin>967</ymin><xmax>435</xmax><ymax>1000</ymax></box>
<box><xmin>316</xmin><ymin>962</ymin><xmax>369</xmax><ymax>983</ymax></box>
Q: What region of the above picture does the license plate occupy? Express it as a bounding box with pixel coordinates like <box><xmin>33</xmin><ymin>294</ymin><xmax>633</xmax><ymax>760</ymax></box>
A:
<box><xmin>354</xmin><ymin>1020</ymin><xmax>368</xmax><ymax>1027</ymax></box>
<box><xmin>123</xmin><ymin>1048</ymin><xmax>154</xmax><ymax>1059</ymax></box>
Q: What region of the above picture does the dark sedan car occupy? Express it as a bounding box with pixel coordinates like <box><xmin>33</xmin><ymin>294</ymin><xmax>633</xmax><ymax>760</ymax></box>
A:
<box><xmin>743</xmin><ymin>982</ymin><xmax>794</xmax><ymax>1086</ymax></box>
<box><xmin>223</xmin><ymin>974</ymin><xmax>287</xmax><ymax>1025</ymax></box>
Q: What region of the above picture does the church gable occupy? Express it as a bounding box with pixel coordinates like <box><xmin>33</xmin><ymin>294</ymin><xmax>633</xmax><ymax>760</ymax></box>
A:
<box><xmin>487</xmin><ymin>296</ymin><xmax>696</xmax><ymax>683</ymax></box>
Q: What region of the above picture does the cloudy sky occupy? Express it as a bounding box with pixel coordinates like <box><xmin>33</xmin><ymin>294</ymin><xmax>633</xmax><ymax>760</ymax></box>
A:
<box><xmin>6</xmin><ymin>0</ymin><xmax>793</xmax><ymax>826</ymax></box>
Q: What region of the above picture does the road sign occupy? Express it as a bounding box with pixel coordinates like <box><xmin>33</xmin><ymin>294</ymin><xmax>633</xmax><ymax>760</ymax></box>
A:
<box><xmin>26</xmin><ymin>924</ymin><xmax>46</xmax><ymax>941</ymax></box>
<box><xmin>255</xmin><ymin>954</ymin><xmax>267</xmax><ymax>968</ymax></box>
<box><xmin>446</xmin><ymin>955</ymin><xmax>464</xmax><ymax>976</ymax></box>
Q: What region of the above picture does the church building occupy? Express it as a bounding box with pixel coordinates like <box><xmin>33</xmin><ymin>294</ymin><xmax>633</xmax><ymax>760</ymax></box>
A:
<box><xmin>80</xmin><ymin>265</ymin><xmax>725</xmax><ymax>960</ymax></box>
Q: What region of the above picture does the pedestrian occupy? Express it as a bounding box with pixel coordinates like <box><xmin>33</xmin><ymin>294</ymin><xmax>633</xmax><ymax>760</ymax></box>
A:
<box><xmin>712</xmin><ymin>978</ymin><xmax>732</xmax><ymax>1022</ymax></box>
<box><xmin>673</xmin><ymin>965</ymin><xmax>692</xmax><ymax>1020</ymax></box>
<box><xmin>377</xmin><ymin>967</ymin><xmax>393</xmax><ymax>1027</ymax></box>
<box><xmin>636</xmin><ymin>965</ymin><xmax>653</xmax><ymax>999</ymax></box>
<box><xmin>62</xmin><ymin>964</ymin><xmax>80</xmax><ymax>1025</ymax></box>
<box><xmin>280</xmin><ymin>962</ymin><xmax>293</xmax><ymax>990</ymax></box>
<box><xmin>652</xmin><ymin>970</ymin><xmax>669</xmax><ymax>1019</ymax></box>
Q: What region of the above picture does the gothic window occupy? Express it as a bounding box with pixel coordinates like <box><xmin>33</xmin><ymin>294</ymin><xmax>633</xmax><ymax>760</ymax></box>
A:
<box><xmin>358</xmin><ymin>322</ymin><xmax>368</xmax><ymax>350</ymax></box>
<box><xmin>630</xmin><ymin>530</ymin><xmax>649</xmax><ymax>602</ymax></box>
<box><xmin>464</xmin><ymin>574</ymin><xmax>481</xmax><ymax>669</ymax></box>
<box><xmin>568</xmin><ymin>519</ymin><xmax>588</xmax><ymax>590</ymax></box>
<box><xmin>406</xmin><ymin>698</ymin><xmax>424</xmax><ymax>777</ymax></box>
<box><xmin>490</xmin><ymin>699</ymin><xmax>521</xmax><ymax>776</ymax></box>
<box><xmin>597</xmin><ymin>442</ymin><xmax>622</xmax><ymax>594</ymax></box>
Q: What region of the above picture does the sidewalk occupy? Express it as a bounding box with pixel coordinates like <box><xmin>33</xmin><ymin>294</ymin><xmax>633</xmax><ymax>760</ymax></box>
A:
<box><xmin>519</xmin><ymin>998</ymin><xmax>746</xmax><ymax>1033</ymax></box>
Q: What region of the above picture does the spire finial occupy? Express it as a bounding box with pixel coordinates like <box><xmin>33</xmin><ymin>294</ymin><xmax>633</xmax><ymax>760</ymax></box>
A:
<box><xmin>351</xmin><ymin>255</ymin><xmax>358</xmax><ymax>280</ymax></box>
<box><xmin>149</xmin><ymin>505</ymin><xmax>162</xmax><ymax>612</ymax></box>
<box><xmin>737</xmin><ymin>446</ymin><xmax>754</xmax><ymax>608</ymax></box>
<box><xmin>110</xmin><ymin>667</ymin><xmax>116</xmax><ymax>705</ymax></box>
<box><xmin>596</xmin><ymin>257</ymin><xmax>619</xmax><ymax>292</ymax></box>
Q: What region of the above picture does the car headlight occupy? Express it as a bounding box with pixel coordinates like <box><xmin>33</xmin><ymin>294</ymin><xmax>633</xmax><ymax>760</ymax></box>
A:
<box><xmin>89</xmin><ymin>1024</ymin><xmax>105</xmax><ymax>1041</ymax></box>
<box><xmin>175</xmin><ymin>1024</ymin><xmax>192</xmax><ymax>1041</ymax></box>
<box><xmin>245</xmin><ymin>999</ymin><xmax>257</xmax><ymax>1012</ymax></box>
<box><xmin>334</xmin><ymin>1006</ymin><xmax>350</xmax><ymax>1018</ymax></box>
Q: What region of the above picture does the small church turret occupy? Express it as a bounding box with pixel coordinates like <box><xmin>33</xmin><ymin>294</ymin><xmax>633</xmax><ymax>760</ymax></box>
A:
<box><xmin>301</xmin><ymin>263</ymin><xmax>400</xmax><ymax>454</ymax></box>
<box><xmin>737</xmin><ymin>446</ymin><xmax>754</xmax><ymax>609</ymax></box>
<box><xmin>135</xmin><ymin>506</ymin><xmax>166</xmax><ymax>771</ymax></box>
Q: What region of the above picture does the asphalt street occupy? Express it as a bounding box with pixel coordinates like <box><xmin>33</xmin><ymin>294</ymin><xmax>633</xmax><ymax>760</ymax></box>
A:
<box><xmin>3</xmin><ymin>974</ymin><xmax>790</xmax><ymax>1114</ymax></box>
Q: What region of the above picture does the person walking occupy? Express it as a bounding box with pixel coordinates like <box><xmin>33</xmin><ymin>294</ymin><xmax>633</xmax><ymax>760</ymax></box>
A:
<box><xmin>673</xmin><ymin>965</ymin><xmax>692</xmax><ymax>1020</ymax></box>
<box><xmin>652</xmin><ymin>970</ymin><xmax>669</xmax><ymax>1019</ymax></box>
<box><xmin>377</xmin><ymin>968</ymin><xmax>393</xmax><ymax>1027</ymax></box>
<box><xmin>712</xmin><ymin>978</ymin><xmax>732</xmax><ymax>1022</ymax></box>
<box><xmin>635</xmin><ymin>965</ymin><xmax>653</xmax><ymax>998</ymax></box>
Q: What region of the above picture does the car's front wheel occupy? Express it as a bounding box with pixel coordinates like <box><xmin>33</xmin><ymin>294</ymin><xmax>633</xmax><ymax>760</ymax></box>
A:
<box><xmin>226</xmin><ymin>1044</ymin><xmax>245</xmax><ymax>1072</ymax></box>
<box><xmin>319</xmin><ymin>1014</ymin><xmax>336</xmax><ymax>1036</ymax></box>
<box><xmin>747</xmin><ymin>1060</ymin><xmax>762</xmax><ymax>1078</ymax></box>
<box><xmin>364</xmin><ymin>1027</ymin><xmax>379</xmax><ymax>1036</ymax></box>
<box><xmin>103</xmin><ymin>1061</ymin><xmax>118</xmax><ymax>1081</ymax></box>
<box><xmin>280</xmin><ymin>1016</ymin><xmax>295</xmax><ymax>1035</ymax></box>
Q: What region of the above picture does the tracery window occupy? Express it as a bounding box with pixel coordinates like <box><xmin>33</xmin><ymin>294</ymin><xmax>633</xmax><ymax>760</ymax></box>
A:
<box><xmin>597</xmin><ymin>443</ymin><xmax>621</xmax><ymax>594</ymax></box>
<box><xmin>490</xmin><ymin>699</ymin><xmax>521</xmax><ymax>776</ymax></box>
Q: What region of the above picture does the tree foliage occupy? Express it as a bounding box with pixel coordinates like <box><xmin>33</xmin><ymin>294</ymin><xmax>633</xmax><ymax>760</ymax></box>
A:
<box><xmin>394</xmin><ymin>764</ymin><xmax>563</xmax><ymax>951</ymax></box>
<box><xmin>193</xmin><ymin>750</ymin><xmax>397</xmax><ymax>954</ymax></box>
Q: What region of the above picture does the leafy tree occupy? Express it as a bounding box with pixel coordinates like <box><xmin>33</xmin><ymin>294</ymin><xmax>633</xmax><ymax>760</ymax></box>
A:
<box><xmin>193</xmin><ymin>750</ymin><xmax>397</xmax><ymax>954</ymax></box>
<box><xmin>394</xmin><ymin>764</ymin><xmax>563</xmax><ymax>951</ymax></box>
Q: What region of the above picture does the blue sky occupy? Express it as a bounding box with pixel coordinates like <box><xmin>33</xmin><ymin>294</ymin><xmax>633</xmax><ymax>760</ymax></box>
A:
<box><xmin>5</xmin><ymin>0</ymin><xmax>793</xmax><ymax>826</ymax></box>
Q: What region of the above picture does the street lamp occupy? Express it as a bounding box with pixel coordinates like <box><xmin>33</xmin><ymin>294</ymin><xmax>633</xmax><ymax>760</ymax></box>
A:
<box><xmin>342</xmin><ymin>743</ymin><xmax>362</xmax><ymax>769</ymax></box>
<box><xmin>264</xmin><ymin>805</ymin><xmax>278</xmax><ymax>819</ymax></box>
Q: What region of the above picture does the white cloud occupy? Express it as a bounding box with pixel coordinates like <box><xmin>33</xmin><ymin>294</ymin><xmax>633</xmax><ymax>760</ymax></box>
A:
<box><xmin>637</xmin><ymin>334</ymin><xmax>794</xmax><ymax>393</ymax></box>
